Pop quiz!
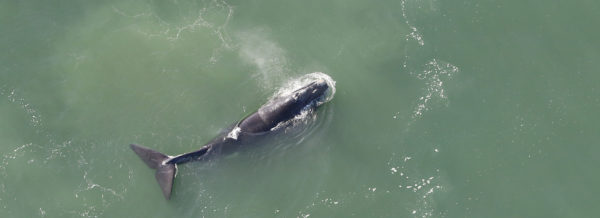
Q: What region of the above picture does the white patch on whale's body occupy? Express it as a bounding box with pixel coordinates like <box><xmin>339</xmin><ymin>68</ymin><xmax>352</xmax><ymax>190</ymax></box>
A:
<box><xmin>225</xmin><ymin>126</ymin><xmax>242</xmax><ymax>140</ymax></box>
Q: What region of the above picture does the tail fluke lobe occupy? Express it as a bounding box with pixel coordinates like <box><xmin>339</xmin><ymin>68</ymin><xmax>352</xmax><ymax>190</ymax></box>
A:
<box><xmin>130</xmin><ymin>144</ymin><xmax>177</xmax><ymax>200</ymax></box>
<box><xmin>155</xmin><ymin>163</ymin><xmax>176</xmax><ymax>199</ymax></box>
<box><xmin>130</xmin><ymin>144</ymin><xmax>169</xmax><ymax>169</ymax></box>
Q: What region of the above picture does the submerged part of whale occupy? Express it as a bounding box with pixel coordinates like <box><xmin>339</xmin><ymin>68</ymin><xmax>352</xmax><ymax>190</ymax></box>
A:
<box><xmin>130</xmin><ymin>72</ymin><xmax>336</xmax><ymax>199</ymax></box>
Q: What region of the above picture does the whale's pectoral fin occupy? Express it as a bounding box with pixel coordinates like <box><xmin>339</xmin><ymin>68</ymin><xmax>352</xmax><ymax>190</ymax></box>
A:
<box><xmin>130</xmin><ymin>144</ymin><xmax>177</xmax><ymax>200</ymax></box>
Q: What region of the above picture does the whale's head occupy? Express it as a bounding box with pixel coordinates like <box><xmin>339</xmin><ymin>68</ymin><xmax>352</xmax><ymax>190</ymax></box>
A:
<box><xmin>274</xmin><ymin>72</ymin><xmax>336</xmax><ymax>108</ymax></box>
<box><xmin>289</xmin><ymin>79</ymin><xmax>329</xmax><ymax>107</ymax></box>
<box><xmin>258</xmin><ymin>73</ymin><xmax>335</xmax><ymax>126</ymax></box>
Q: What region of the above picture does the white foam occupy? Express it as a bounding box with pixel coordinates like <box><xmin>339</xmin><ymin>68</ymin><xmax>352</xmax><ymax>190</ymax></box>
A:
<box><xmin>266</xmin><ymin>72</ymin><xmax>336</xmax><ymax>132</ymax></box>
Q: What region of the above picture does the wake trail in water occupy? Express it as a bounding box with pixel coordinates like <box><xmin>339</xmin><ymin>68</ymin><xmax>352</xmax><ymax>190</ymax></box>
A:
<box><xmin>398</xmin><ymin>0</ymin><xmax>460</xmax><ymax>124</ymax></box>
<box><xmin>387</xmin><ymin>1</ymin><xmax>460</xmax><ymax>217</ymax></box>
<box><xmin>411</xmin><ymin>59</ymin><xmax>459</xmax><ymax>119</ymax></box>
<box><xmin>111</xmin><ymin>0</ymin><xmax>235</xmax><ymax>64</ymax></box>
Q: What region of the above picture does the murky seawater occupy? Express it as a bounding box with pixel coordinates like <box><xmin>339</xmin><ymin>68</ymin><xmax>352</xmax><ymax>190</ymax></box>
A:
<box><xmin>1</xmin><ymin>0</ymin><xmax>599</xmax><ymax>217</ymax></box>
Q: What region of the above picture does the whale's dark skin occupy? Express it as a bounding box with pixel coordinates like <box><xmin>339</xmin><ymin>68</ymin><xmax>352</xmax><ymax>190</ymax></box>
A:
<box><xmin>130</xmin><ymin>78</ymin><xmax>331</xmax><ymax>199</ymax></box>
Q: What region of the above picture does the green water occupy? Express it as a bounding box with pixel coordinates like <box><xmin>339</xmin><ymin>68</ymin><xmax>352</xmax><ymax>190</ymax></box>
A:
<box><xmin>1</xmin><ymin>0</ymin><xmax>599</xmax><ymax>217</ymax></box>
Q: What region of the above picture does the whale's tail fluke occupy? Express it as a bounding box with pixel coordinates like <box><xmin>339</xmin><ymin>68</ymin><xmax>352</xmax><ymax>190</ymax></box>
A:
<box><xmin>130</xmin><ymin>144</ymin><xmax>176</xmax><ymax>200</ymax></box>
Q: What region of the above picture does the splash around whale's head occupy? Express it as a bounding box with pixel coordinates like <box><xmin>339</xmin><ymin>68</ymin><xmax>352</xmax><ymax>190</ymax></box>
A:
<box><xmin>258</xmin><ymin>72</ymin><xmax>335</xmax><ymax>121</ymax></box>
<box><xmin>256</xmin><ymin>72</ymin><xmax>335</xmax><ymax>131</ymax></box>
<box><xmin>266</xmin><ymin>72</ymin><xmax>336</xmax><ymax>108</ymax></box>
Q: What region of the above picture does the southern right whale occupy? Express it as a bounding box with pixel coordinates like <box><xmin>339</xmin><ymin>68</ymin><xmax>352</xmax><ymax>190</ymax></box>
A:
<box><xmin>130</xmin><ymin>72</ymin><xmax>336</xmax><ymax>199</ymax></box>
